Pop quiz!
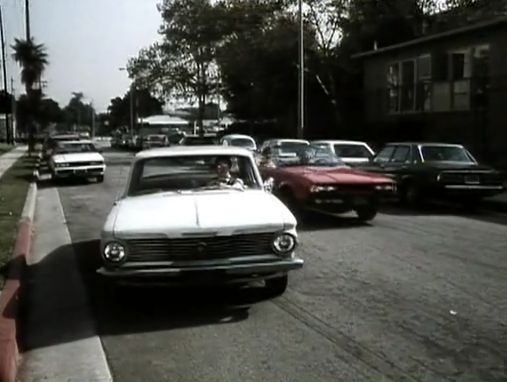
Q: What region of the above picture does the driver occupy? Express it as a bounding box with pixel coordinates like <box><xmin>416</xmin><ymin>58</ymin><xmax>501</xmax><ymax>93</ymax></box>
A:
<box><xmin>208</xmin><ymin>157</ymin><xmax>245</xmax><ymax>190</ymax></box>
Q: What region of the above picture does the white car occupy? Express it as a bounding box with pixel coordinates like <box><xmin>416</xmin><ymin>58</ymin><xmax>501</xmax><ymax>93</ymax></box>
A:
<box><xmin>99</xmin><ymin>146</ymin><xmax>303</xmax><ymax>296</ymax></box>
<box><xmin>220</xmin><ymin>134</ymin><xmax>257</xmax><ymax>151</ymax></box>
<box><xmin>260</xmin><ymin>138</ymin><xmax>310</xmax><ymax>153</ymax></box>
<box><xmin>312</xmin><ymin>140</ymin><xmax>375</xmax><ymax>165</ymax></box>
<box><xmin>49</xmin><ymin>140</ymin><xmax>106</xmax><ymax>182</ymax></box>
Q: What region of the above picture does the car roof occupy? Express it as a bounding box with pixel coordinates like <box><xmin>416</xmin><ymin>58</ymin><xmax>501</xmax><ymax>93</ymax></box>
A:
<box><xmin>266</xmin><ymin>138</ymin><xmax>310</xmax><ymax>144</ymax></box>
<box><xmin>312</xmin><ymin>140</ymin><xmax>371</xmax><ymax>146</ymax></box>
<box><xmin>385</xmin><ymin>142</ymin><xmax>465</xmax><ymax>148</ymax></box>
<box><xmin>135</xmin><ymin>145</ymin><xmax>254</xmax><ymax>160</ymax></box>
<box><xmin>221</xmin><ymin>134</ymin><xmax>255</xmax><ymax>140</ymax></box>
<box><xmin>57</xmin><ymin>140</ymin><xmax>92</xmax><ymax>145</ymax></box>
<box><xmin>51</xmin><ymin>134</ymin><xmax>80</xmax><ymax>139</ymax></box>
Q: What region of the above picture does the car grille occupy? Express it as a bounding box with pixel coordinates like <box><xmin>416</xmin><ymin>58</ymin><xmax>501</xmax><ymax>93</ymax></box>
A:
<box><xmin>125</xmin><ymin>233</ymin><xmax>275</xmax><ymax>262</ymax></box>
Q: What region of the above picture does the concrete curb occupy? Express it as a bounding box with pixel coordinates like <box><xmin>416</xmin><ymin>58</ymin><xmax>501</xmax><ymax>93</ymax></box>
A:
<box><xmin>0</xmin><ymin>182</ymin><xmax>37</xmax><ymax>382</ymax></box>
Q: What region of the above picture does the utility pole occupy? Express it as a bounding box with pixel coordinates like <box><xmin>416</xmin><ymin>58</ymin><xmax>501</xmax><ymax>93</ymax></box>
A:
<box><xmin>0</xmin><ymin>3</ymin><xmax>11</xmax><ymax>144</ymax></box>
<box><xmin>25</xmin><ymin>0</ymin><xmax>31</xmax><ymax>40</ymax></box>
<box><xmin>11</xmin><ymin>77</ymin><xmax>16</xmax><ymax>140</ymax></box>
<box><xmin>297</xmin><ymin>0</ymin><xmax>304</xmax><ymax>139</ymax></box>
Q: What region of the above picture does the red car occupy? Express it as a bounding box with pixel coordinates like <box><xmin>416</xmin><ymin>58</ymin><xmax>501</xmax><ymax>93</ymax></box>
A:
<box><xmin>260</xmin><ymin>145</ymin><xmax>396</xmax><ymax>221</ymax></box>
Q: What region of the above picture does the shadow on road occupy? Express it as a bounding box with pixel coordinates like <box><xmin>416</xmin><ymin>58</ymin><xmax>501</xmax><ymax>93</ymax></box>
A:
<box><xmin>297</xmin><ymin>210</ymin><xmax>372</xmax><ymax>232</ymax></box>
<box><xmin>19</xmin><ymin>239</ymin><xmax>273</xmax><ymax>352</ymax></box>
<box><xmin>379</xmin><ymin>201</ymin><xmax>507</xmax><ymax>227</ymax></box>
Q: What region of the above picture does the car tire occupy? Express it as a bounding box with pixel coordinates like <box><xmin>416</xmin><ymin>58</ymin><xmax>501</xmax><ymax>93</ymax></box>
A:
<box><xmin>401</xmin><ymin>182</ymin><xmax>422</xmax><ymax>206</ymax></box>
<box><xmin>265</xmin><ymin>275</ymin><xmax>288</xmax><ymax>297</ymax></box>
<box><xmin>355</xmin><ymin>205</ymin><xmax>378</xmax><ymax>221</ymax></box>
<box><xmin>97</xmin><ymin>175</ymin><xmax>104</xmax><ymax>183</ymax></box>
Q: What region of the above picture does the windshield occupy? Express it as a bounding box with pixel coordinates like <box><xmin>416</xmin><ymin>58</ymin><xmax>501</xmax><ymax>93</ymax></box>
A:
<box><xmin>333</xmin><ymin>144</ymin><xmax>372</xmax><ymax>159</ymax></box>
<box><xmin>183</xmin><ymin>137</ymin><xmax>216</xmax><ymax>146</ymax></box>
<box><xmin>55</xmin><ymin>143</ymin><xmax>97</xmax><ymax>154</ymax></box>
<box><xmin>128</xmin><ymin>155</ymin><xmax>261</xmax><ymax>196</ymax></box>
<box><xmin>148</xmin><ymin>135</ymin><xmax>165</xmax><ymax>141</ymax></box>
<box><xmin>274</xmin><ymin>145</ymin><xmax>344</xmax><ymax>167</ymax></box>
<box><xmin>420</xmin><ymin>146</ymin><xmax>476</xmax><ymax>163</ymax></box>
<box><xmin>230</xmin><ymin>138</ymin><xmax>255</xmax><ymax>148</ymax></box>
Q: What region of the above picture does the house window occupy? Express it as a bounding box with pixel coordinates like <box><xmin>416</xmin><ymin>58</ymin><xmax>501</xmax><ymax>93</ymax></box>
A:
<box><xmin>449</xmin><ymin>49</ymin><xmax>471</xmax><ymax>110</ymax></box>
<box><xmin>400</xmin><ymin>60</ymin><xmax>415</xmax><ymax>111</ymax></box>
<box><xmin>472</xmin><ymin>44</ymin><xmax>490</xmax><ymax>109</ymax></box>
<box><xmin>417</xmin><ymin>55</ymin><xmax>431</xmax><ymax>111</ymax></box>
<box><xmin>387</xmin><ymin>63</ymin><xmax>400</xmax><ymax>113</ymax></box>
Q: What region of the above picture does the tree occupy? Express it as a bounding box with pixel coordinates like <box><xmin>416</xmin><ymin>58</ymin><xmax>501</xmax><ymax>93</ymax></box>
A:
<box><xmin>128</xmin><ymin>0</ymin><xmax>229</xmax><ymax>135</ymax></box>
<box><xmin>106</xmin><ymin>89</ymin><xmax>163</xmax><ymax>129</ymax></box>
<box><xmin>63</xmin><ymin>92</ymin><xmax>95</xmax><ymax>130</ymax></box>
<box><xmin>11</xmin><ymin>38</ymin><xmax>48</xmax><ymax>151</ymax></box>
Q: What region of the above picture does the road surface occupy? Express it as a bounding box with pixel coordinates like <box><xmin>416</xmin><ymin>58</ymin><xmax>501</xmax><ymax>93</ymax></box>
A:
<box><xmin>37</xmin><ymin>149</ymin><xmax>507</xmax><ymax>381</ymax></box>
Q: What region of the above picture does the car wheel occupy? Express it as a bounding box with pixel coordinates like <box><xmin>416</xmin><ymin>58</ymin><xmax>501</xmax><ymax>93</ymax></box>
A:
<box><xmin>264</xmin><ymin>275</ymin><xmax>288</xmax><ymax>297</ymax></box>
<box><xmin>401</xmin><ymin>182</ymin><xmax>422</xmax><ymax>206</ymax></box>
<box><xmin>355</xmin><ymin>205</ymin><xmax>378</xmax><ymax>221</ymax></box>
<box><xmin>97</xmin><ymin>175</ymin><xmax>104</xmax><ymax>183</ymax></box>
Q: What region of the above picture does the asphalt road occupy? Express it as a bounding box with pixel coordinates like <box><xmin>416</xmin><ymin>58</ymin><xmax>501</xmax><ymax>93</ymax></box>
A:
<box><xmin>49</xmin><ymin>149</ymin><xmax>507</xmax><ymax>381</ymax></box>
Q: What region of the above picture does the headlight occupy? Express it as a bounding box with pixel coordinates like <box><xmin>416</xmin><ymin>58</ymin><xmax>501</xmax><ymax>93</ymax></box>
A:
<box><xmin>103</xmin><ymin>242</ymin><xmax>126</xmax><ymax>263</ymax></box>
<box><xmin>310</xmin><ymin>185</ymin><xmax>336</xmax><ymax>193</ymax></box>
<box><xmin>375</xmin><ymin>184</ymin><xmax>395</xmax><ymax>191</ymax></box>
<box><xmin>272</xmin><ymin>233</ymin><xmax>297</xmax><ymax>255</ymax></box>
<box><xmin>55</xmin><ymin>162</ymin><xmax>69</xmax><ymax>168</ymax></box>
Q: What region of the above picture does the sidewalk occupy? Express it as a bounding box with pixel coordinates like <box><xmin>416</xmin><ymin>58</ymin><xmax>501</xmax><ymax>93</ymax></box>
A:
<box><xmin>0</xmin><ymin>146</ymin><xmax>28</xmax><ymax>180</ymax></box>
<box><xmin>18</xmin><ymin>187</ymin><xmax>112</xmax><ymax>381</ymax></box>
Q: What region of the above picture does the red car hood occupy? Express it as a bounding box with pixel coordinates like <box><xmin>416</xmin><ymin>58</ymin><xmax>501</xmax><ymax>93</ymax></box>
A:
<box><xmin>282</xmin><ymin>166</ymin><xmax>393</xmax><ymax>185</ymax></box>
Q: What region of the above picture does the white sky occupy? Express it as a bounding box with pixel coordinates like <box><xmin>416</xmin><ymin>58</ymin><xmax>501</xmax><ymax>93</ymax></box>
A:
<box><xmin>2</xmin><ymin>0</ymin><xmax>161</xmax><ymax>112</ymax></box>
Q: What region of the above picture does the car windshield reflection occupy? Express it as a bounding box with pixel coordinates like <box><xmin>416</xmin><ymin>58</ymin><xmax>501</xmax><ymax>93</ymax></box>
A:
<box><xmin>275</xmin><ymin>146</ymin><xmax>345</xmax><ymax>167</ymax></box>
<box><xmin>421</xmin><ymin>145</ymin><xmax>476</xmax><ymax>163</ymax></box>
<box><xmin>128</xmin><ymin>155</ymin><xmax>261</xmax><ymax>196</ymax></box>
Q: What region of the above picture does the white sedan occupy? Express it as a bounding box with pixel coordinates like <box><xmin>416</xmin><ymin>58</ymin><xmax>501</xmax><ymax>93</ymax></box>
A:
<box><xmin>49</xmin><ymin>140</ymin><xmax>106</xmax><ymax>182</ymax></box>
<box><xmin>312</xmin><ymin>140</ymin><xmax>375</xmax><ymax>165</ymax></box>
<box><xmin>99</xmin><ymin>146</ymin><xmax>303</xmax><ymax>296</ymax></box>
<box><xmin>220</xmin><ymin>134</ymin><xmax>257</xmax><ymax>151</ymax></box>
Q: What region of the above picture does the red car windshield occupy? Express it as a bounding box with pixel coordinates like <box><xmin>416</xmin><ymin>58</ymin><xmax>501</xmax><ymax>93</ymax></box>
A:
<box><xmin>276</xmin><ymin>146</ymin><xmax>345</xmax><ymax>167</ymax></box>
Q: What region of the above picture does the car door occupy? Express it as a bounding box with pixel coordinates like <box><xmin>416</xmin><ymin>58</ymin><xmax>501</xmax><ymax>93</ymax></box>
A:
<box><xmin>384</xmin><ymin>145</ymin><xmax>413</xmax><ymax>181</ymax></box>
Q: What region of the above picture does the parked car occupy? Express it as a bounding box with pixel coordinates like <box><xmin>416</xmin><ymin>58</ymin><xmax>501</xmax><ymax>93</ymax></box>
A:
<box><xmin>142</xmin><ymin>134</ymin><xmax>169</xmax><ymax>149</ymax></box>
<box><xmin>312</xmin><ymin>140</ymin><xmax>375</xmax><ymax>166</ymax></box>
<box><xmin>99</xmin><ymin>146</ymin><xmax>303</xmax><ymax>295</ymax></box>
<box><xmin>42</xmin><ymin>133</ymin><xmax>81</xmax><ymax>160</ymax></box>
<box><xmin>180</xmin><ymin>134</ymin><xmax>218</xmax><ymax>146</ymax></box>
<box><xmin>361</xmin><ymin>142</ymin><xmax>505</xmax><ymax>205</ymax></box>
<box><xmin>220</xmin><ymin>134</ymin><xmax>257</xmax><ymax>151</ymax></box>
<box><xmin>49</xmin><ymin>140</ymin><xmax>106</xmax><ymax>182</ymax></box>
<box><xmin>259</xmin><ymin>144</ymin><xmax>396</xmax><ymax>221</ymax></box>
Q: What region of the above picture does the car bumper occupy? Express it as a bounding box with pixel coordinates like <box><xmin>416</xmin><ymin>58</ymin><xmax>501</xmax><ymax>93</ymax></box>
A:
<box><xmin>305</xmin><ymin>191</ymin><xmax>392</xmax><ymax>212</ymax></box>
<box><xmin>54</xmin><ymin>166</ymin><xmax>105</xmax><ymax>178</ymax></box>
<box><xmin>436</xmin><ymin>184</ymin><xmax>504</xmax><ymax>198</ymax></box>
<box><xmin>97</xmin><ymin>257</ymin><xmax>304</xmax><ymax>284</ymax></box>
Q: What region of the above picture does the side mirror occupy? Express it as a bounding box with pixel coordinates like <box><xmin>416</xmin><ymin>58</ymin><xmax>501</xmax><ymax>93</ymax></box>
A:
<box><xmin>263</xmin><ymin>177</ymin><xmax>274</xmax><ymax>193</ymax></box>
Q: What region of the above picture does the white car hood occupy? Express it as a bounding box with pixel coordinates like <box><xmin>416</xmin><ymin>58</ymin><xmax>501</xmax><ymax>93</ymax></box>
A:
<box><xmin>110</xmin><ymin>190</ymin><xmax>295</xmax><ymax>238</ymax></box>
<box><xmin>53</xmin><ymin>152</ymin><xmax>104</xmax><ymax>163</ymax></box>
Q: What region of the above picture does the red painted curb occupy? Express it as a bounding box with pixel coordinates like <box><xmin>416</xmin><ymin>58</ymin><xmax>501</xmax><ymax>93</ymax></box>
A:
<box><xmin>0</xmin><ymin>218</ymin><xmax>32</xmax><ymax>382</ymax></box>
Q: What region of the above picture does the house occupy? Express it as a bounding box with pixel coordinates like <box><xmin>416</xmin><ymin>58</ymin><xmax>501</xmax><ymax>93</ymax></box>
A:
<box><xmin>353</xmin><ymin>16</ymin><xmax>507</xmax><ymax>165</ymax></box>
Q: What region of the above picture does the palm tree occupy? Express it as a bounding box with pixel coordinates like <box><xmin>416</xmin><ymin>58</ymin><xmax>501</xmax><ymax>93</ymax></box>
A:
<box><xmin>11</xmin><ymin>38</ymin><xmax>48</xmax><ymax>152</ymax></box>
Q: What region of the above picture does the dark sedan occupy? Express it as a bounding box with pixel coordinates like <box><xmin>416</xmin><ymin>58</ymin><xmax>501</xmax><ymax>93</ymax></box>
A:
<box><xmin>361</xmin><ymin>142</ymin><xmax>504</xmax><ymax>206</ymax></box>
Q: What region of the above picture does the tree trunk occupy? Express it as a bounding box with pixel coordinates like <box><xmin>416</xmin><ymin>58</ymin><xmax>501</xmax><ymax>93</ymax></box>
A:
<box><xmin>197</xmin><ymin>93</ymin><xmax>205</xmax><ymax>137</ymax></box>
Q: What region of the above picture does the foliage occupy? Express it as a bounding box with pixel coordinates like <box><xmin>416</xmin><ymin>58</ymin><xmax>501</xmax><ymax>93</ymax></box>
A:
<box><xmin>106</xmin><ymin>88</ymin><xmax>163</xmax><ymax>129</ymax></box>
<box><xmin>128</xmin><ymin>0</ymin><xmax>233</xmax><ymax>133</ymax></box>
<box><xmin>11</xmin><ymin>38</ymin><xmax>49</xmax><ymax>148</ymax></box>
<box><xmin>62</xmin><ymin>92</ymin><xmax>95</xmax><ymax>128</ymax></box>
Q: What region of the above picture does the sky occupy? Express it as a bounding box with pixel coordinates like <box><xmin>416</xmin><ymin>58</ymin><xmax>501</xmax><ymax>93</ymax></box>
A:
<box><xmin>2</xmin><ymin>0</ymin><xmax>161</xmax><ymax>112</ymax></box>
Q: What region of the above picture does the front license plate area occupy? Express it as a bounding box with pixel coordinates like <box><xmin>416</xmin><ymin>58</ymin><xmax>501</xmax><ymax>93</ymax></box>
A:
<box><xmin>465</xmin><ymin>175</ymin><xmax>480</xmax><ymax>185</ymax></box>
